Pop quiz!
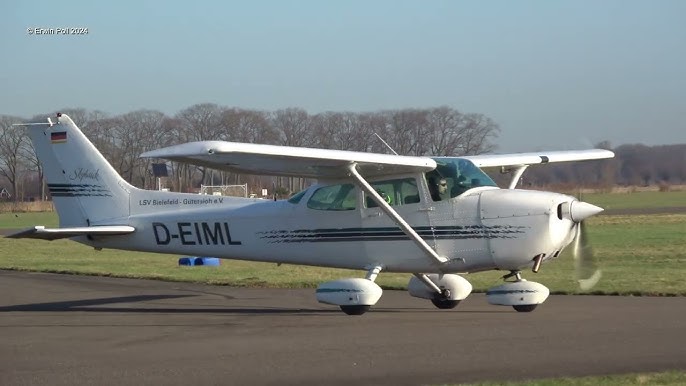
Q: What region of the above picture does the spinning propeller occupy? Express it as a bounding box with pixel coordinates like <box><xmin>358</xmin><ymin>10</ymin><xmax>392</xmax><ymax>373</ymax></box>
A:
<box><xmin>570</xmin><ymin>202</ymin><xmax>602</xmax><ymax>290</ymax></box>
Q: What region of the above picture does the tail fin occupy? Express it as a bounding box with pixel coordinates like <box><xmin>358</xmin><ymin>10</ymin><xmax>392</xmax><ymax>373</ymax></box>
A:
<box><xmin>27</xmin><ymin>113</ymin><xmax>133</xmax><ymax>227</ymax></box>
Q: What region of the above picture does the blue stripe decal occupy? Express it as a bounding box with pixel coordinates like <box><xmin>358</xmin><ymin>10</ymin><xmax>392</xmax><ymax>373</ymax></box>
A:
<box><xmin>48</xmin><ymin>183</ymin><xmax>112</xmax><ymax>197</ymax></box>
<box><xmin>259</xmin><ymin>225</ymin><xmax>527</xmax><ymax>243</ymax></box>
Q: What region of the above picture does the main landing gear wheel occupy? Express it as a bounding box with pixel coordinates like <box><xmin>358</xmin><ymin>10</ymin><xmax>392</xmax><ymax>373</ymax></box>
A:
<box><xmin>431</xmin><ymin>288</ymin><xmax>459</xmax><ymax>309</ymax></box>
<box><xmin>512</xmin><ymin>304</ymin><xmax>538</xmax><ymax>312</ymax></box>
<box><xmin>431</xmin><ymin>299</ymin><xmax>460</xmax><ymax>309</ymax></box>
<box><xmin>340</xmin><ymin>305</ymin><xmax>371</xmax><ymax>315</ymax></box>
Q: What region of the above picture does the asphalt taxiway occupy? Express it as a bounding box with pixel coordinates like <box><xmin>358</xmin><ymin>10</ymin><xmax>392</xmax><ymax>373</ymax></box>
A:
<box><xmin>1</xmin><ymin>270</ymin><xmax>685</xmax><ymax>385</ymax></box>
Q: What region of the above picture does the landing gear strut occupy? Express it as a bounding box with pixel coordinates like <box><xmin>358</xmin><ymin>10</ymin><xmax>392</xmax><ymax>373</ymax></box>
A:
<box><xmin>408</xmin><ymin>273</ymin><xmax>472</xmax><ymax>310</ymax></box>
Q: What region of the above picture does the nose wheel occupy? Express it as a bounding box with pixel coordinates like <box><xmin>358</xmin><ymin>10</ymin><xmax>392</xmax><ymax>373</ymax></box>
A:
<box><xmin>503</xmin><ymin>271</ymin><xmax>537</xmax><ymax>312</ymax></box>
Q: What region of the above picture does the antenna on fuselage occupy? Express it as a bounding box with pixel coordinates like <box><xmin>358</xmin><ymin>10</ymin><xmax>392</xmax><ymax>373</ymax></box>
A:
<box><xmin>374</xmin><ymin>133</ymin><xmax>399</xmax><ymax>155</ymax></box>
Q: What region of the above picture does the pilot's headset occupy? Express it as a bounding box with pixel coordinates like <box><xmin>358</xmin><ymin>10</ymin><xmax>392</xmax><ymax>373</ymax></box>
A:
<box><xmin>376</xmin><ymin>189</ymin><xmax>392</xmax><ymax>205</ymax></box>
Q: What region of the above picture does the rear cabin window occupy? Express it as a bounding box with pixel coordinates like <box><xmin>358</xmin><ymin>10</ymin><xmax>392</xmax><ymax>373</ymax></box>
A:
<box><xmin>365</xmin><ymin>178</ymin><xmax>419</xmax><ymax>208</ymax></box>
<box><xmin>288</xmin><ymin>189</ymin><xmax>307</xmax><ymax>204</ymax></box>
<box><xmin>307</xmin><ymin>184</ymin><xmax>357</xmax><ymax>210</ymax></box>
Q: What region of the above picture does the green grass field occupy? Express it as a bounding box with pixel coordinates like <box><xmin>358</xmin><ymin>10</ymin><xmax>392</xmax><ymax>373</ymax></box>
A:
<box><xmin>0</xmin><ymin>211</ymin><xmax>59</xmax><ymax>229</ymax></box>
<box><xmin>1</xmin><ymin>189</ymin><xmax>685</xmax><ymax>293</ymax></box>
<box><xmin>581</xmin><ymin>190</ymin><xmax>686</xmax><ymax>210</ymax></box>
<box><xmin>1</xmin><ymin>212</ymin><xmax>685</xmax><ymax>295</ymax></box>
<box><xmin>460</xmin><ymin>370</ymin><xmax>686</xmax><ymax>386</ymax></box>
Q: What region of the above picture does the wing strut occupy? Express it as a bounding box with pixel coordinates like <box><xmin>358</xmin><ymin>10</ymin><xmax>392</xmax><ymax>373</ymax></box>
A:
<box><xmin>347</xmin><ymin>163</ymin><xmax>447</xmax><ymax>266</ymax></box>
<box><xmin>507</xmin><ymin>165</ymin><xmax>529</xmax><ymax>189</ymax></box>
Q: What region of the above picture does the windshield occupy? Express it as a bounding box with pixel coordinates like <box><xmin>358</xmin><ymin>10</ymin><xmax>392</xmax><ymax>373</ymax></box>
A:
<box><xmin>427</xmin><ymin>157</ymin><xmax>497</xmax><ymax>199</ymax></box>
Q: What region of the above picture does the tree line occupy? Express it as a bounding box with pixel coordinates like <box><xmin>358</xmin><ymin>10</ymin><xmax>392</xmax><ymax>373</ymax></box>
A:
<box><xmin>0</xmin><ymin>105</ymin><xmax>500</xmax><ymax>201</ymax></box>
<box><xmin>2</xmin><ymin>104</ymin><xmax>683</xmax><ymax>202</ymax></box>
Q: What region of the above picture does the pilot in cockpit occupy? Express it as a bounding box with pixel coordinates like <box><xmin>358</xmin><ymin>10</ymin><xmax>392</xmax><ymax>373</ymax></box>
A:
<box><xmin>428</xmin><ymin>177</ymin><xmax>448</xmax><ymax>201</ymax></box>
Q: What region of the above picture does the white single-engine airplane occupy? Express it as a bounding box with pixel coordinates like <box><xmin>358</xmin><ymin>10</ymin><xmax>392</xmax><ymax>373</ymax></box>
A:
<box><xmin>10</xmin><ymin>113</ymin><xmax>613</xmax><ymax>315</ymax></box>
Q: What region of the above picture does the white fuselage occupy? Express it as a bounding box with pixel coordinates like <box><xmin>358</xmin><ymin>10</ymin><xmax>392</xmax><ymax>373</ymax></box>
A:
<box><xmin>85</xmin><ymin>178</ymin><xmax>577</xmax><ymax>275</ymax></box>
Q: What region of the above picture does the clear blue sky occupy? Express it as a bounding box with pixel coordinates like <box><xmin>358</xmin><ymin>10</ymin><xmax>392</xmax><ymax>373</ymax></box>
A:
<box><xmin>3</xmin><ymin>0</ymin><xmax>685</xmax><ymax>151</ymax></box>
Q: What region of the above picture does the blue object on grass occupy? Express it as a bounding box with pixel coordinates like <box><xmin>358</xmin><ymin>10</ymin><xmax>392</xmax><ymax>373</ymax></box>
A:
<box><xmin>178</xmin><ymin>257</ymin><xmax>220</xmax><ymax>266</ymax></box>
<box><xmin>195</xmin><ymin>257</ymin><xmax>220</xmax><ymax>266</ymax></box>
<box><xmin>178</xmin><ymin>257</ymin><xmax>193</xmax><ymax>266</ymax></box>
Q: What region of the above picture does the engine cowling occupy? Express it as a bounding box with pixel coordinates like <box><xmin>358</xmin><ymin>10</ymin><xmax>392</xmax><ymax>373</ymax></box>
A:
<box><xmin>408</xmin><ymin>274</ymin><xmax>472</xmax><ymax>300</ymax></box>
<box><xmin>316</xmin><ymin>278</ymin><xmax>382</xmax><ymax>306</ymax></box>
<box><xmin>486</xmin><ymin>280</ymin><xmax>549</xmax><ymax>306</ymax></box>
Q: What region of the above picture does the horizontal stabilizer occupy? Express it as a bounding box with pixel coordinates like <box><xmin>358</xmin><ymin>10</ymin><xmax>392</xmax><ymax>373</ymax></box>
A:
<box><xmin>6</xmin><ymin>225</ymin><xmax>135</xmax><ymax>241</ymax></box>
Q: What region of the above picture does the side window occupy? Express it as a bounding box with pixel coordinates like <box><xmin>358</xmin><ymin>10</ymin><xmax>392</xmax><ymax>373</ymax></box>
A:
<box><xmin>307</xmin><ymin>184</ymin><xmax>357</xmax><ymax>210</ymax></box>
<box><xmin>366</xmin><ymin>178</ymin><xmax>419</xmax><ymax>208</ymax></box>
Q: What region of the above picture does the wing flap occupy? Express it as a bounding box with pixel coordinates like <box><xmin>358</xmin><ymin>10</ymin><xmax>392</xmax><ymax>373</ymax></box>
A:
<box><xmin>6</xmin><ymin>225</ymin><xmax>135</xmax><ymax>241</ymax></box>
<box><xmin>141</xmin><ymin>141</ymin><xmax>437</xmax><ymax>178</ymax></box>
<box><xmin>462</xmin><ymin>149</ymin><xmax>614</xmax><ymax>168</ymax></box>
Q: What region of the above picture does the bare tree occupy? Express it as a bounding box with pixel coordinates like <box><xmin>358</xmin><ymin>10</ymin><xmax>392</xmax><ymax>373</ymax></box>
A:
<box><xmin>0</xmin><ymin>115</ymin><xmax>30</xmax><ymax>201</ymax></box>
<box><xmin>386</xmin><ymin>109</ymin><xmax>429</xmax><ymax>156</ymax></box>
<box><xmin>272</xmin><ymin>108</ymin><xmax>313</xmax><ymax>147</ymax></box>
<box><xmin>358</xmin><ymin>112</ymin><xmax>393</xmax><ymax>154</ymax></box>
<box><xmin>115</xmin><ymin>110</ymin><xmax>169</xmax><ymax>188</ymax></box>
<box><xmin>458</xmin><ymin>113</ymin><xmax>499</xmax><ymax>155</ymax></box>
<box><xmin>310</xmin><ymin>112</ymin><xmax>361</xmax><ymax>151</ymax></box>
<box><xmin>425</xmin><ymin>107</ymin><xmax>463</xmax><ymax>156</ymax></box>
<box><xmin>174</xmin><ymin>104</ymin><xmax>224</xmax><ymax>189</ymax></box>
<box><xmin>272</xmin><ymin>108</ymin><xmax>314</xmax><ymax>192</ymax></box>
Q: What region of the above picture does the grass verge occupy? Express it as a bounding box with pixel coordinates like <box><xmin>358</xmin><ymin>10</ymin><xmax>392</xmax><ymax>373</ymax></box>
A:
<box><xmin>1</xmin><ymin>213</ymin><xmax>685</xmax><ymax>295</ymax></box>
<box><xmin>457</xmin><ymin>370</ymin><xmax>686</xmax><ymax>386</ymax></box>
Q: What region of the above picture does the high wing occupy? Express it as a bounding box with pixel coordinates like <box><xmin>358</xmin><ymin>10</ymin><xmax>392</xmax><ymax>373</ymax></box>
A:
<box><xmin>460</xmin><ymin>149</ymin><xmax>615</xmax><ymax>189</ymax></box>
<box><xmin>7</xmin><ymin>226</ymin><xmax>136</xmax><ymax>241</ymax></box>
<box><xmin>141</xmin><ymin>141</ymin><xmax>437</xmax><ymax>179</ymax></box>
<box><xmin>461</xmin><ymin>149</ymin><xmax>615</xmax><ymax>168</ymax></box>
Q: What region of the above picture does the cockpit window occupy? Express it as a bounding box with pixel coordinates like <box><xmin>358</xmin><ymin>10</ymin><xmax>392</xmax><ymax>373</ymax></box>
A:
<box><xmin>427</xmin><ymin>158</ymin><xmax>497</xmax><ymax>199</ymax></box>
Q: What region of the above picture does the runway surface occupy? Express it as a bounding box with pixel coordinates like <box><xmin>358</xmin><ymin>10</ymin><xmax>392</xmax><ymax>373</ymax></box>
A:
<box><xmin>1</xmin><ymin>270</ymin><xmax>685</xmax><ymax>386</ymax></box>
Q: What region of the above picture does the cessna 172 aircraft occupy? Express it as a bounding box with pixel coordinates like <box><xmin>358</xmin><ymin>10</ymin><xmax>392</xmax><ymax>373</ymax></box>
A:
<box><xmin>10</xmin><ymin>113</ymin><xmax>613</xmax><ymax>315</ymax></box>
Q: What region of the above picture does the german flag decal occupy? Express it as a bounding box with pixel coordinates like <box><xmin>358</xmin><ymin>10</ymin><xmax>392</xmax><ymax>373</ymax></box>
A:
<box><xmin>51</xmin><ymin>131</ymin><xmax>67</xmax><ymax>144</ymax></box>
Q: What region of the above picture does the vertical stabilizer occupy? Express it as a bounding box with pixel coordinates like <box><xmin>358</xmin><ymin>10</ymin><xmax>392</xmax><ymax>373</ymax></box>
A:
<box><xmin>27</xmin><ymin>113</ymin><xmax>133</xmax><ymax>226</ymax></box>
